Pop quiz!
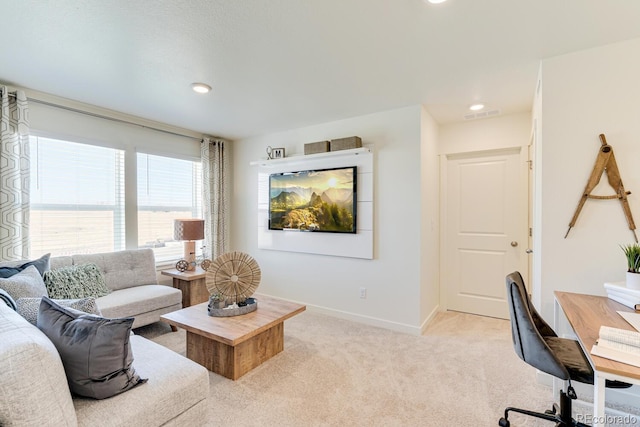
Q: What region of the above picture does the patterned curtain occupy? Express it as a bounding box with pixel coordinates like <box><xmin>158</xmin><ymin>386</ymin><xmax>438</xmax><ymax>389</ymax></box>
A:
<box><xmin>0</xmin><ymin>87</ymin><xmax>30</xmax><ymax>261</ymax></box>
<box><xmin>201</xmin><ymin>137</ymin><xmax>230</xmax><ymax>259</ymax></box>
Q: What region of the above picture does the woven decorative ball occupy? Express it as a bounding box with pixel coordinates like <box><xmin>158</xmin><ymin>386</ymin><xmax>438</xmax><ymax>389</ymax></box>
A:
<box><xmin>205</xmin><ymin>251</ymin><xmax>261</xmax><ymax>302</ymax></box>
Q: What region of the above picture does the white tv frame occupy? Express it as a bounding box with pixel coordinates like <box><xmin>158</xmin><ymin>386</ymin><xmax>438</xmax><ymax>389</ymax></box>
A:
<box><xmin>253</xmin><ymin>147</ymin><xmax>373</xmax><ymax>259</ymax></box>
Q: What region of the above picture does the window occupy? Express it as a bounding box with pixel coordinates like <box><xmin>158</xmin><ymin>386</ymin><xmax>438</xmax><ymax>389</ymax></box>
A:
<box><xmin>137</xmin><ymin>152</ymin><xmax>202</xmax><ymax>263</ymax></box>
<box><xmin>30</xmin><ymin>136</ymin><xmax>125</xmax><ymax>257</ymax></box>
<box><xmin>28</xmin><ymin>136</ymin><xmax>202</xmax><ymax>263</ymax></box>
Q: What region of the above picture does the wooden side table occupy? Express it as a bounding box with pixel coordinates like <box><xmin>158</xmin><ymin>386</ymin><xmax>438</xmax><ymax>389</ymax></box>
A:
<box><xmin>161</xmin><ymin>267</ymin><xmax>210</xmax><ymax>308</ymax></box>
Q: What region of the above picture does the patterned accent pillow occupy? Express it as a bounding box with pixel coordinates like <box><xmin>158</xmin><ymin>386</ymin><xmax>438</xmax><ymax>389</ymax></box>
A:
<box><xmin>0</xmin><ymin>265</ymin><xmax>48</xmax><ymax>300</ymax></box>
<box><xmin>37</xmin><ymin>296</ymin><xmax>147</xmax><ymax>400</ymax></box>
<box><xmin>44</xmin><ymin>263</ymin><xmax>111</xmax><ymax>299</ymax></box>
<box><xmin>16</xmin><ymin>297</ymin><xmax>101</xmax><ymax>325</ymax></box>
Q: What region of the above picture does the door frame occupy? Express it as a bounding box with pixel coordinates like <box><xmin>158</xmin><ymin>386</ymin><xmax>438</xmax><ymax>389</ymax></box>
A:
<box><xmin>439</xmin><ymin>146</ymin><xmax>530</xmax><ymax>314</ymax></box>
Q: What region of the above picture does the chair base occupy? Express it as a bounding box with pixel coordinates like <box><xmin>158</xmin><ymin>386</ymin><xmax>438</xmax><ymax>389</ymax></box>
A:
<box><xmin>499</xmin><ymin>390</ymin><xmax>590</xmax><ymax>427</ymax></box>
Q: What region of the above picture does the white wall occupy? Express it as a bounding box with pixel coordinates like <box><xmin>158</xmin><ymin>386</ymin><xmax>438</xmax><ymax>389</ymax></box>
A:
<box><xmin>420</xmin><ymin>107</ymin><xmax>440</xmax><ymax>325</ymax></box>
<box><xmin>538</xmin><ymin>38</ymin><xmax>640</xmax><ymax>321</ymax></box>
<box><xmin>233</xmin><ymin>105</ymin><xmax>439</xmax><ymax>334</ymax></box>
<box><xmin>537</xmin><ymin>37</ymin><xmax>640</xmax><ymax>410</ymax></box>
<box><xmin>27</xmin><ymin>90</ymin><xmax>201</xmax><ymax>159</ymax></box>
<box><xmin>439</xmin><ymin>112</ymin><xmax>531</xmax><ymax>156</ymax></box>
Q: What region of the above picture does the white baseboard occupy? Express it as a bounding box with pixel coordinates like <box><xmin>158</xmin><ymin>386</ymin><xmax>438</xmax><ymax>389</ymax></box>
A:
<box><xmin>254</xmin><ymin>292</ymin><xmax>427</xmax><ymax>335</ymax></box>
<box><xmin>420</xmin><ymin>304</ymin><xmax>441</xmax><ymax>335</ymax></box>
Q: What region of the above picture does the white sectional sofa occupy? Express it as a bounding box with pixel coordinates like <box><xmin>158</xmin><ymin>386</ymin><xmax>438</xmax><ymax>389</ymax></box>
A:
<box><xmin>0</xmin><ymin>301</ymin><xmax>210</xmax><ymax>426</ymax></box>
<box><xmin>0</xmin><ymin>248</ymin><xmax>212</xmax><ymax>426</ymax></box>
<box><xmin>49</xmin><ymin>249</ymin><xmax>182</xmax><ymax>328</ymax></box>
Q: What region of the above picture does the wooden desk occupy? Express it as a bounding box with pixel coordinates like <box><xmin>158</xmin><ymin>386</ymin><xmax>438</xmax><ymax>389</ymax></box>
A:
<box><xmin>160</xmin><ymin>295</ymin><xmax>306</xmax><ymax>380</ymax></box>
<box><xmin>554</xmin><ymin>291</ymin><xmax>640</xmax><ymax>425</ymax></box>
<box><xmin>161</xmin><ymin>267</ymin><xmax>209</xmax><ymax>308</ymax></box>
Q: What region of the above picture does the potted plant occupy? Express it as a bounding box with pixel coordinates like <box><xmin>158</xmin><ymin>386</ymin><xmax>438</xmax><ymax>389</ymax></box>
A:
<box><xmin>621</xmin><ymin>243</ymin><xmax>640</xmax><ymax>289</ymax></box>
<box><xmin>210</xmin><ymin>293</ymin><xmax>226</xmax><ymax>309</ymax></box>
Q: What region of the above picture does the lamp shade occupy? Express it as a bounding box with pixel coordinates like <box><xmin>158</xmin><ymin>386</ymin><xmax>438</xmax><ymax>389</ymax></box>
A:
<box><xmin>174</xmin><ymin>219</ymin><xmax>205</xmax><ymax>241</ymax></box>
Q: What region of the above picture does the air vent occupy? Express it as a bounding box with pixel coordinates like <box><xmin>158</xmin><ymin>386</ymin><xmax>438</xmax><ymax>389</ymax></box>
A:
<box><xmin>464</xmin><ymin>109</ymin><xmax>501</xmax><ymax>121</ymax></box>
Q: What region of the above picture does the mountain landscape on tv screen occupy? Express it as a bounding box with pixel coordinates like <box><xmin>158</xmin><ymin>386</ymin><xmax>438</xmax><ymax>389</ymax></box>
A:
<box><xmin>269</xmin><ymin>168</ymin><xmax>355</xmax><ymax>233</ymax></box>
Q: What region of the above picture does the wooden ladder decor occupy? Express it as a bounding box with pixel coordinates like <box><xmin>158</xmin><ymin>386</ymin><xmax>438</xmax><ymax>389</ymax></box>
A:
<box><xmin>565</xmin><ymin>134</ymin><xmax>638</xmax><ymax>242</ymax></box>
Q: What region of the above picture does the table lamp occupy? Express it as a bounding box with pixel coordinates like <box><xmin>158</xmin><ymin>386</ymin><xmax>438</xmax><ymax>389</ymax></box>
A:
<box><xmin>174</xmin><ymin>219</ymin><xmax>205</xmax><ymax>271</ymax></box>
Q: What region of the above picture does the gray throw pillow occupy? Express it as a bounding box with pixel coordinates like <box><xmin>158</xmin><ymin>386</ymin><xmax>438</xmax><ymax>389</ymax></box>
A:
<box><xmin>0</xmin><ymin>253</ymin><xmax>51</xmax><ymax>278</ymax></box>
<box><xmin>0</xmin><ymin>265</ymin><xmax>48</xmax><ymax>300</ymax></box>
<box><xmin>0</xmin><ymin>288</ymin><xmax>17</xmax><ymax>310</ymax></box>
<box><xmin>37</xmin><ymin>296</ymin><xmax>147</xmax><ymax>400</ymax></box>
<box><xmin>17</xmin><ymin>296</ymin><xmax>101</xmax><ymax>325</ymax></box>
<box><xmin>44</xmin><ymin>263</ymin><xmax>111</xmax><ymax>299</ymax></box>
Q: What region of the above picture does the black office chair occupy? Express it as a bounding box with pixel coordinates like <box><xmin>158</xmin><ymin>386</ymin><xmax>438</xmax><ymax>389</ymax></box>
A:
<box><xmin>499</xmin><ymin>271</ymin><xmax>630</xmax><ymax>427</ymax></box>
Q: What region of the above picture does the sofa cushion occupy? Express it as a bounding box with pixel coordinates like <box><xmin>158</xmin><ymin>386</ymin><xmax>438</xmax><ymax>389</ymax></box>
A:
<box><xmin>73</xmin><ymin>249</ymin><xmax>157</xmax><ymax>291</ymax></box>
<box><xmin>16</xmin><ymin>297</ymin><xmax>101</xmax><ymax>325</ymax></box>
<box><xmin>37</xmin><ymin>297</ymin><xmax>147</xmax><ymax>400</ymax></box>
<box><xmin>49</xmin><ymin>255</ymin><xmax>74</xmax><ymax>271</ymax></box>
<box><xmin>96</xmin><ymin>284</ymin><xmax>182</xmax><ymax>320</ymax></box>
<box><xmin>44</xmin><ymin>263</ymin><xmax>111</xmax><ymax>299</ymax></box>
<box><xmin>0</xmin><ymin>253</ymin><xmax>51</xmax><ymax>278</ymax></box>
<box><xmin>74</xmin><ymin>335</ymin><xmax>209</xmax><ymax>427</ymax></box>
<box><xmin>0</xmin><ymin>303</ymin><xmax>77</xmax><ymax>426</ymax></box>
<box><xmin>0</xmin><ymin>265</ymin><xmax>48</xmax><ymax>300</ymax></box>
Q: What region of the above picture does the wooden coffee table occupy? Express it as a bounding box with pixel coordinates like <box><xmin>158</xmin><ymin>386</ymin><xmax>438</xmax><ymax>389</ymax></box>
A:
<box><xmin>160</xmin><ymin>295</ymin><xmax>306</xmax><ymax>380</ymax></box>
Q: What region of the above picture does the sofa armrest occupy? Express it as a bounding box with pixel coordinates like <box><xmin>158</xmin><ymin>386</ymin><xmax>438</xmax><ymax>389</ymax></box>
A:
<box><xmin>0</xmin><ymin>304</ymin><xmax>77</xmax><ymax>426</ymax></box>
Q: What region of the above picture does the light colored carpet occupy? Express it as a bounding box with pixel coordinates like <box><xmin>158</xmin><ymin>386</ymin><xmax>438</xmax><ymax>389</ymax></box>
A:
<box><xmin>134</xmin><ymin>310</ymin><xmax>619</xmax><ymax>426</ymax></box>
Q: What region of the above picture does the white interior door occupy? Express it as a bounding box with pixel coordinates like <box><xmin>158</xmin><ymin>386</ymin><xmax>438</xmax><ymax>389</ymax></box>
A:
<box><xmin>442</xmin><ymin>148</ymin><xmax>527</xmax><ymax>319</ymax></box>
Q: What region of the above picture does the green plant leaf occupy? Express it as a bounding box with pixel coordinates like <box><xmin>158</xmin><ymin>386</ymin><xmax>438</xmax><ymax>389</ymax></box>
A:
<box><xmin>621</xmin><ymin>243</ymin><xmax>640</xmax><ymax>273</ymax></box>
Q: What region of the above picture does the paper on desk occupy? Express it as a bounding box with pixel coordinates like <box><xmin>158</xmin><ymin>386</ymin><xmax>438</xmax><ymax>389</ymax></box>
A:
<box><xmin>591</xmin><ymin>343</ymin><xmax>640</xmax><ymax>368</ymax></box>
<box><xmin>618</xmin><ymin>311</ymin><xmax>640</xmax><ymax>333</ymax></box>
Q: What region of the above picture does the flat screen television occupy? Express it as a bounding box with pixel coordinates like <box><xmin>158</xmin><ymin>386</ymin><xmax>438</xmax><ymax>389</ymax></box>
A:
<box><xmin>269</xmin><ymin>166</ymin><xmax>357</xmax><ymax>233</ymax></box>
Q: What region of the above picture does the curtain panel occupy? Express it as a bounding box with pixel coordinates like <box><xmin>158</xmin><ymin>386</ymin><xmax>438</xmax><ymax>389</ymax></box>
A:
<box><xmin>0</xmin><ymin>87</ymin><xmax>30</xmax><ymax>261</ymax></box>
<box><xmin>201</xmin><ymin>137</ymin><xmax>230</xmax><ymax>259</ymax></box>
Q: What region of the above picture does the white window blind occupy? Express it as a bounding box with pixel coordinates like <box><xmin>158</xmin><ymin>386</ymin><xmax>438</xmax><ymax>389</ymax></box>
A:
<box><xmin>137</xmin><ymin>152</ymin><xmax>203</xmax><ymax>263</ymax></box>
<box><xmin>29</xmin><ymin>136</ymin><xmax>125</xmax><ymax>257</ymax></box>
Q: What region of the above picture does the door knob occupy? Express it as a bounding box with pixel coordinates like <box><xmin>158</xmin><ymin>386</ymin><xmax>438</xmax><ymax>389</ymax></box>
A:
<box><xmin>526</xmin><ymin>248</ymin><xmax>533</xmax><ymax>254</ymax></box>
<box><xmin>510</xmin><ymin>241</ymin><xmax>518</xmax><ymax>247</ymax></box>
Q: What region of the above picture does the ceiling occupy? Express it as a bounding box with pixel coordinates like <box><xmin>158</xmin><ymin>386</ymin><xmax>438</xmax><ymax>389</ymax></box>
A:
<box><xmin>3</xmin><ymin>0</ymin><xmax>640</xmax><ymax>141</ymax></box>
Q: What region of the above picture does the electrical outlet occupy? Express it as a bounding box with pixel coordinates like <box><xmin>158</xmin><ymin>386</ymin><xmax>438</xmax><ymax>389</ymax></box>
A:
<box><xmin>359</xmin><ymin>287</ymin><xmax>367</xmax><ymax>299</ymax></box>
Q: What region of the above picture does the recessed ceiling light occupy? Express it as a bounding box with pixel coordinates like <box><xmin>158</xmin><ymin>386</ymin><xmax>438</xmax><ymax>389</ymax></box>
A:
<box><xmin>191</xmin><ymin>83</ymin><xmax>211</xmax><ymax>94</ymax></box>
<box><xmin>469</xmin><ymin>103</ymin><xmax>485</xmax><ymax>111</ymax></box>
<box><xmin>426</xmin><ymin>0</ymin><xmax>448</xmax><ymax>4</ymax></box>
